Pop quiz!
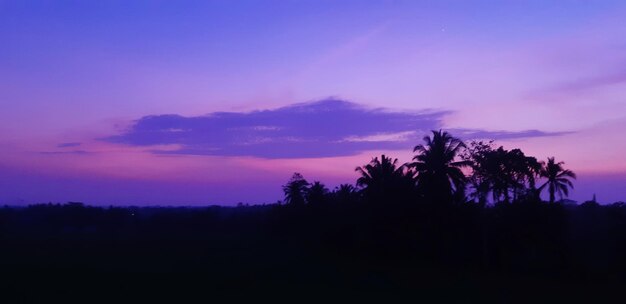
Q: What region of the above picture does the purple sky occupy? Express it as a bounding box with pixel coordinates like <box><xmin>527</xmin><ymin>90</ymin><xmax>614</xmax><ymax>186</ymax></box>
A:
<box><xmin>1</xmin><ymin>1</ymin><xmax>626</xmax><ymax>205</ymax></box>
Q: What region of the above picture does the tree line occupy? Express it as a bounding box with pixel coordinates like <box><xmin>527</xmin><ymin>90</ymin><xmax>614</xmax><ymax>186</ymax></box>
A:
<box><xmin>282</xmin><ymin>130</ymin><xmax>577</xmax><ymax>206</ymax></box>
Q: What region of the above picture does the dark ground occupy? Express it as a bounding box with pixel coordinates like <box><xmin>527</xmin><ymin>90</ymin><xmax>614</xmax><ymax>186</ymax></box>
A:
<box><xmin>1</xmin><ymin>201</ymin><xmax>625</xmax><ymax>302</ymax></box>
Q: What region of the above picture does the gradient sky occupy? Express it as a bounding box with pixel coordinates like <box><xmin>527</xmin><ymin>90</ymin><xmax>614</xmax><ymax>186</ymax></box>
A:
<box><xmin>1</xmin><ymin>0</ymin><xmax>626</xmax><ymax>205</ymax></box>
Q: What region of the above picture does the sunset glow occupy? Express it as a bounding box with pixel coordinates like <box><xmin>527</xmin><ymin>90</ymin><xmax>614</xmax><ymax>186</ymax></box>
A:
<box><xmin>1</xmin><ymin>1</ymin><xmax>625</xmax><ymax>204</ymax></box>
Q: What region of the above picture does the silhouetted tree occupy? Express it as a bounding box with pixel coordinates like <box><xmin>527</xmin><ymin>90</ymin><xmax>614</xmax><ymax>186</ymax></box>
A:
<box><xmin>332</xmin><ymin>184</ymin><xmax>359</xmax><ymax>203</ymax></box>
<box><xmin>355</xmin><ymin>154</ymin><xmax>414</xmax><ymax>203</ymax></box>
<box><xmin>282</xmin><ymin>172</ymin><xmax>309</xmax><ymax>205</ymax></box>
<box><xmin>539</xmin><ymin>157</ymin><xmax>576</xmax><ymax>203</ymax></box>
<box><xmin>501</xmin><ymin>148</ymin><xmax>541</xmax><ymax>202</ymax></box>
<box><xmin>463</xmin><ymin>141</ymin><xmax>494</xmax><ymax>205</ymax></box>
<box><xmin>464</xmin><ymin>142</ymin><xmax>541</xmax><ymax>204</ymax></box>
<box><xmin>410</xmin><ymin>130</ymin><xmax>469</xmax><ymax>203</ymax></box>
<box><xmin>512</xmin><ymin>150</ymin><xmax>542</xmax><ymax>201</ymax></box>
<box><xmin>307</xmin><ymin>181</ymin><xmax>329</xmax><ymax>205</ymax></box>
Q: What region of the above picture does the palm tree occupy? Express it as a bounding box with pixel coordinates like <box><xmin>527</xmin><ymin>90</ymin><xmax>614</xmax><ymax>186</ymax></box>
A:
<box><xmin>282</xmin><ymin>172</ymin><xmax>309</xmax><ymax>205</ymax></box>
<box><xmin>355</xmin><ymin>154</ymin><xmax>412</xmax><ymax>202</ymax></box>
<box><xmin>307</xmin><ymin>181</ymin><xmax>329</xmax><ymax>205</ymax></box>
<box><xmin>410</xmin><ymin>130</ymin><xmax>470</xmax><ymax>202</ymax></box>
<box><xmin>538</xmin><ymin>157</ymin><xmax>576</xmax><ymax>203</ymax></box>
<box><xmin>333</xmin><ymin>184</ymin><xmax>359</xmax><ymax>203</ymax></box>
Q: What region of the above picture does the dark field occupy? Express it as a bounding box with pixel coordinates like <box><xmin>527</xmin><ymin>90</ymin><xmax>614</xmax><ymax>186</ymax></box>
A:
<box><xmin>1</xmin><ymin>201</ymin><xmax>626</xmax><ymax>302</ymax></box>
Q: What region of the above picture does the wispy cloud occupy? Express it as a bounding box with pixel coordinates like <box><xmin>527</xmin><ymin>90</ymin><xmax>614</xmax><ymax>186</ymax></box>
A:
<box><xmin>40</xmin><ymin>150</ymin><xmax>92</xmax><ymax>155</ymax></box>
<box><xmin>57</xmin><ymin>142</ymin><xmax>82</xmax><ymax>148</ymax></box>
<box><xmin>104</xmin><ymin>99</ymin><xmax>570</xmax><ymax>158</ymax></box>
<box><xmin>531</xmin><ymin>70</ymin><xmax>626</xmax><ymax>99</ymax></box>
<box><xmin>450</xmin><ymin>129</ymin><xmax>573</xmax><ymax>140</ymax></box>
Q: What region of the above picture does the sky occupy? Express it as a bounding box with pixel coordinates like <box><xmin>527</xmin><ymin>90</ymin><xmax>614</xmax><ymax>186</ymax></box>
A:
<box><xmin>1</xmin><ymin>0</ymin><xmax>626</xmax><ymax>205</ymax></box>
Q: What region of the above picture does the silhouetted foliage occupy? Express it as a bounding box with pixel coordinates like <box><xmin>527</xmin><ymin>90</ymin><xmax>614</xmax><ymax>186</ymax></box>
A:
<box><xmin>282</xmin><ymin>172</ymin><xmax>309</xmax><ymax>205</ymax></box>
<box><xmin>463</xmin><ymin>141</ymin><xmax>541</xmax><ymax>204</ymax></box>
<box><xmin>307</xmin><ymin>181</ymin><xmax>330</xmax><ymax>205</ymax></box>
<box><xmin>539</xmin><ymin>157</ymin><xmax>577</xmax><ymax>203</ymax></box>
<box><xmin>332</xmin><ymin>183</ymin><xmax>360</xmax><ymax>204</ymax></box>
<box><xmin>355</xmin><ymin>154</ymin><xmax>414</xmax><ymax>203</ymax></box>
<box><xmin>411</xmin><ymin>130</ymin><xmax>470</xmax><ymax>203</ymax></box>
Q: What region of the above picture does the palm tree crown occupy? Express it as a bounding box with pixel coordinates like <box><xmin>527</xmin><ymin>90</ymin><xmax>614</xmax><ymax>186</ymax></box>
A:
<box><xmin>355</xmin><ymin>154</ymin><xmax>413</xmax><ymax>202</ymax></box>
<box><xmin>307</xmin><ymin>181</ymin><xmax>329</xmax><ymax>205</ymax></box>
<box><xmin>333</xmin><ymin>184</ymin><xmax>359</xmax><ymax>203</ymax></box>
<box><xmin>539</xmin><ymin>157</ymin><xmax>576</xmax><ymax>203</ymax></box>
<box><xmin>410</xmin><ymin>130</ymin><xmax>470</xmax><ymax>202</ymax></box>
<box><xmin>282</xmin><ymin>172</ymin><xmax>309</xmax><ymax>205</ymax></box>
